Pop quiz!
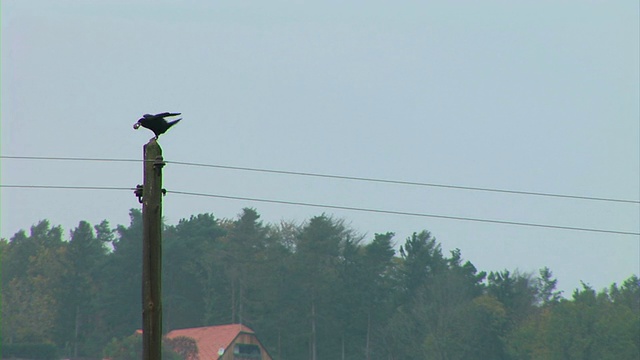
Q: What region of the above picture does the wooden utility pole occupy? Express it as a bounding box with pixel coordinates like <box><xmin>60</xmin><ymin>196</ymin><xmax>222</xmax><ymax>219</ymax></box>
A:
<box><xmin>142</xmin><ymin>139</ymin><xmax>164</xmax><ymax>360</ymax></box>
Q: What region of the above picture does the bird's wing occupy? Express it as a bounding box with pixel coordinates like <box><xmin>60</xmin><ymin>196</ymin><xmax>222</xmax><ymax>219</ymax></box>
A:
<box><xmin>151</xmin><ymin>112</ymin><xmax>181</xmax><ymax>119</ymax></box>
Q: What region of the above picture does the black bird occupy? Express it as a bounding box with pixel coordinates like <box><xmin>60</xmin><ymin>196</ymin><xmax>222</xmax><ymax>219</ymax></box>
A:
<box><xmin>133</xmin><ymin>112</ymin><xmax>182</xmax><ymax>139</ymax></box>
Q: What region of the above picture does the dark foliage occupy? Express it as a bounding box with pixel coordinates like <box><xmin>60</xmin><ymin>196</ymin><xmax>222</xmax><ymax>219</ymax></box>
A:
<box><xmin>1</xmin><ymin>209</ymin><xmax>638</xmax><ymax>360</ymax></box>
<box><xmin>0</xmin><ymin>343</ymin><xmax>59</xmax><ymax>360</ymax></box>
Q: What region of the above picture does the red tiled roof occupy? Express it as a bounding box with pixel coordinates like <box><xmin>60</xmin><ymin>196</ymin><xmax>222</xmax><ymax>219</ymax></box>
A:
<box><xmin>166</xmin><ymin>324</ymin><xmax>255</xmax><ymax>360</ymax></box>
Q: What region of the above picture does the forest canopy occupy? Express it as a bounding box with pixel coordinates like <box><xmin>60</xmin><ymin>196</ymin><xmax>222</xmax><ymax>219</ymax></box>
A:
<box><xmin>1</xmin><ymin>208</ymin><xmax>638</xmax><ymax>360</ymax></box>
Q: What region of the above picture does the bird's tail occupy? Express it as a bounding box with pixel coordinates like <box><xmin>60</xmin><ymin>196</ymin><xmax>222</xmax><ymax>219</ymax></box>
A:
<box><xmin>167</xmin><ymin>118</ymin><xmax>182</xmax><ymax>128</ymax></box>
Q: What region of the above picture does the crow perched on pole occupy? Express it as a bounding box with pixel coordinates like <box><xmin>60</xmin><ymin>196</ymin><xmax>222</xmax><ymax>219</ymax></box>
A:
<box><xmin>134</xmin><ymin>112</ymin><xmax>182</xmax><ymax>139</ymax></box>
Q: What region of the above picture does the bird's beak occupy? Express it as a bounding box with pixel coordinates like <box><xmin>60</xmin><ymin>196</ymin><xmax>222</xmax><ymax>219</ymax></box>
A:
<box><xmin>133</xmin><ymin>122</ymin><xmax>141</xmax><ymax>129</ymax></box>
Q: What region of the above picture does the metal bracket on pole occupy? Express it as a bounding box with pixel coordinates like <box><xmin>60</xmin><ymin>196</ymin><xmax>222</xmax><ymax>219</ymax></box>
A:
<box><xmin>134</xmin><ymin>185</ymin><xmax>144</xmax><ymax>203</ymax></box>
<box><xmin>154</xmin><ymin>156</ymin><xmax>165</xmax><ymax>176</ymax></box>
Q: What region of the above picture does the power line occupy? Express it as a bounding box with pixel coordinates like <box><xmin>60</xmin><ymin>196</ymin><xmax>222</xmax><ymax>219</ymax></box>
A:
<box><xmin>168</xmin><ymin>189</ymin><xmax>639</xmax><ymax>236</ymax></box>
<box><xmin>2</xmin><ymin>184</ymin><xmax>638</xmax><ymax>235</ymax></box>
<box><xmin>3</xmin><ymin>155</ymin><xmax>639</xmax><ymax>204</ymax></box>
<box><xmin>168</xmin><ymin>160</ymin><xmax>640</xmax><ymax>204</ymax></box>
<box><xmin>1</xmin><ymin>155</ymin><xmax>142</xmax><ymax>163</ymax></box>
<box><xmin>0</xmin><ymin>184</ymin><xmax>135</xmax><ymax>191</ymax></box>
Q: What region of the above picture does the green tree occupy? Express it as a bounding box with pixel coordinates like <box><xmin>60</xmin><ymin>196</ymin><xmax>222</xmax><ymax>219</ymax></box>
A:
<box><xmin>428</xmin><ymin>294</ymin><xmax>507</xmax><ymax>360</ymax></box>
<box><xmin>1</xmin><ymin>221</ymin><xmax>63</xmax><ymax>283</ymax></box>
<box><xmin>0</xmin><ymin>221</ymin><xmax>65</xmax><ymax>344</ymax></box>
<box><xmin>507</xmin><ymin>279</ymin><xmax>640</xmax><ymax>359</ymax></box>
<box><xmin>291</xmin><ymin>215</ymin><xmax>350</xmax><ymax>360</ymax></box>
<box><xmin>228</xmin><ymin>209</ymin><xmax>295</xmax><ymax>353</ymax></box>
<box><xmin>165</xmin><ymin>336</ymin><xmax>199</xmax><ymax>360</ymax></box>
<box><xmin>610</xmin><ymin>275</ymin><xmax>640</xmax><ymax>313</ymax></box>
<box><xmin>253</xmin><ymin>220</ymin><xmax>297</xmax><ymax>360</ymax></box>
<box><xmin>56</xmin><ymin>220</ymin><xmax>110</xmax><ymax>357</ymax></box>
<box><xmin>360</xmin><ymin>233</ymin><xmax>397</xmax><ymax>360</ymax></box>
<box><xmin>536</xmin><ymin>267</ymin><xmax>563</xmax><ymax>306</ymax></box>
<box><xmin>384</xmin><ymin>231</ymin><xmax>447</xmax><ymax>359</ymax></box>
<box><xmin>487</xmin><ymin>270</ymin><xmax>538</xmax><ymax>325</ymax></box>
<box><xmin>100</xmin><ymin>209</ymin><xmax>144</xmax><ymax>340</ymax></box>
<box><xmin>422</xmin><ymin>249</ymin><xmax>488</xmax><ymax>360</ymax></box>
<box><xmin>333</xmin><ymin>235</ymin><xmax>366</xmax><ymax>360</ymax></box>
<box><xmin>220</xmin><ymin>208</ymin><xmax>270</xmax><ymax>325</ymax></box>
<box><xmin>163</xmin><ymin>213</ymin><xmax>226</xmax><ymax>329</ymax></box>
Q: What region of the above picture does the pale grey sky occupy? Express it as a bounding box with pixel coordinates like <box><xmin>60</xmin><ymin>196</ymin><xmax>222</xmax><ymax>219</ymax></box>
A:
<box><xmin>2</xmin><ymin>0</ymin><xmax>639</xmax><ymax>295</ymax></box>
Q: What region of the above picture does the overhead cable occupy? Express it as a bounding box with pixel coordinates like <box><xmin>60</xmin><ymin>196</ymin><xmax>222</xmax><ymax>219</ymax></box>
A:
<box><xmin>2</xmin><ymin>184</ymin><xmax>637</xmax><ymax>235</ymax></box>
<box><xmin>168</xmin><ymin>160</ymin><xmax>640</xmax><ymax>204</ymax></box>
<box><xmin>2</xmin><ymin>155</ymin><xmax>638</xmax><ymax>204</ymax></box>
<box><xmin>168</xmin><ymin>189</ymin><xmax>640</xmax><ymax>236</ymax></box>
<box><xmin>0</xmin><ymin>184</ymin><xmax>135</xmax><ymax>191</ymax></box>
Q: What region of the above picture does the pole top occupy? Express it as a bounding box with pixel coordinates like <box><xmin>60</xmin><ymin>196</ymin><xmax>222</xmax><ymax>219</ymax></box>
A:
<box><xmin>144</xmin><ymin>138</ymin><xmax>163</xmax><ymax>155</ymax></box>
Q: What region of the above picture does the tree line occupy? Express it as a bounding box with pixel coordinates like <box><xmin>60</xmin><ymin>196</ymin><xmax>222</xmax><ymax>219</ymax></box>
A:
<box><xmin>1</xmin><ymin>208</ymin><xmax>638</xmax><ymax>359</ymax></box>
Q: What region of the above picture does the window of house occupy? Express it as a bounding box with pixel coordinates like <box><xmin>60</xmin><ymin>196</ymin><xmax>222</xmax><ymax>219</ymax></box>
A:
<box><xmin>233</xmin><ymin>344</ymin><xmax>261</xmax><ymax>359</ymax></box>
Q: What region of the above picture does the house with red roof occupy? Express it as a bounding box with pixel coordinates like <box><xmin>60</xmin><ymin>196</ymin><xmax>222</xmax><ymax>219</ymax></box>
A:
<box><xmin>166</xmin><ymin>324</ymin><xmax>272</xmax><ymax>360</ymax></box>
